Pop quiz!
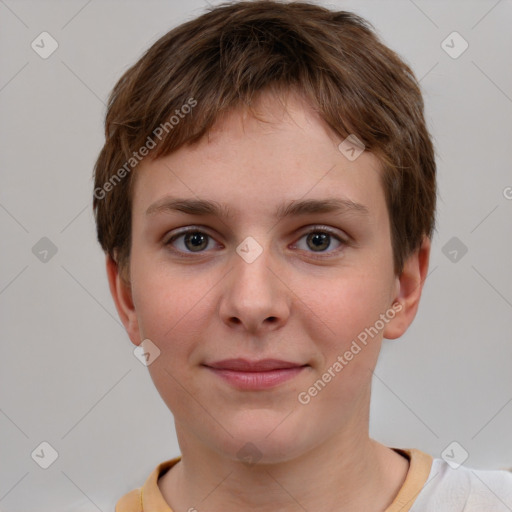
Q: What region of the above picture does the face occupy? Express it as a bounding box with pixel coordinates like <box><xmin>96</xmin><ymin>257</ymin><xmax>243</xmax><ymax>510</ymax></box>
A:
<box><xmin>109</xmin><ymin>90</ymin><xmax>426</xmax><ymax>464</ymax></box>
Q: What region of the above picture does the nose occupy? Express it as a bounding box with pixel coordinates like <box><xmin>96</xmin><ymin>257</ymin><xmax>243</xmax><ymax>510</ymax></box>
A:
<box><xmin>218</xmin><ymin>241</ymin><xmax>291</xmax><ymax>335</ymax></box>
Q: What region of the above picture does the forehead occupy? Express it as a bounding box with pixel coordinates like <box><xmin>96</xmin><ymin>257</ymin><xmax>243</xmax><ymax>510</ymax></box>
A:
<box><xmin>132</xmin><ymin>90</ymin><xmax>386</xmax><ymax>222</ymax></box>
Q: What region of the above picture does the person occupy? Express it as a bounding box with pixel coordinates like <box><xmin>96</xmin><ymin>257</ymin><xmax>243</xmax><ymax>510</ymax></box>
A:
<box><xmin>92</xmin><ymin>1</ymin><xmax>512</xmax><ymax>510</ymax></box>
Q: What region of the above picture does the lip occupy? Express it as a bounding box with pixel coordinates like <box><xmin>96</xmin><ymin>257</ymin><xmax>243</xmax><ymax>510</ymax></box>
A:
<box><xmin>204</xmin><ymin>359</ymin><xmax>308</xmax><ymax>390</ymax></box>
<box><xmin>206</xmin><ymin>358</ymin><xmax>304</xmax><ymax>371</ymax></box>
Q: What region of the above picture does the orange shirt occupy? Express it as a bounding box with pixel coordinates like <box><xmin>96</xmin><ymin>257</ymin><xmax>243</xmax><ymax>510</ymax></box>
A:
<box><xmin>115</xmin><ymin>448</ymin><xmax>433</xmax><ymax>512</ymax></box>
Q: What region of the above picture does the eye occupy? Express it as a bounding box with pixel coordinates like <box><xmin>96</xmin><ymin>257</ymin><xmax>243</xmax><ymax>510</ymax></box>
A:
<box><xmin>165</xmin><ymin>228</ymin><xmax>219</xmax><ymax>255</ymax></box>
<box><xmin>292</xmin><ymin>226</ymin><xmax>346</xmax><ymax>256</ymax></box>
<box><xmin>164</xmin><ymin>225</ymin><xmax>348</xmax><ymax>258</ymax></box>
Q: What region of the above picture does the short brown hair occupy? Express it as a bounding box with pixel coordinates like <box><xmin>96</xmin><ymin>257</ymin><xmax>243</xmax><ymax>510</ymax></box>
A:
<box><xmin>92</xmin><ymin>0</ymin><xmax>436</xmax><ymax>280</ymax></box>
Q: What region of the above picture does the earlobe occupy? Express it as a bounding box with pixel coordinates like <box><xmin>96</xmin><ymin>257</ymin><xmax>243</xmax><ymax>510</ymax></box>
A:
<box><xmin>105</xmin><ymin>254</ymin><xmax>141</xmax><ymax>346</ymax></box>
<box><xmin>383</xmin><ymin>236</ymin><xmax>431</xmax><ymax>340</ymax></box>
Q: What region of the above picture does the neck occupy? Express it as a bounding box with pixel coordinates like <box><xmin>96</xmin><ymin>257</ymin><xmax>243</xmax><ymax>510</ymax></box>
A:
<box><xmin>159</xmin><ymin>425</ymin><xmax>409</xmax><ymax>512</ymax></box>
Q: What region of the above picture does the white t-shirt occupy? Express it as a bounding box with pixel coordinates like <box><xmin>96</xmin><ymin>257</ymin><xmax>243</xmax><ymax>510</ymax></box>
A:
<box><xmin>410</xmin><ymin>456</ymin><xmax>512</xmax><ymax>511</ymax></box>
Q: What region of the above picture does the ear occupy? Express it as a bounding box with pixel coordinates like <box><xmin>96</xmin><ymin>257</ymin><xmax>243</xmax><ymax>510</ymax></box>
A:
<box><xmin>383</xmin><ymin>236</ymin><xmax>431</xmax><ymax>340</ymax></box>
<box><xmin>105</xmin><ymin>254</ymin><xmax>140</xmax><ymax>347</ymax></box>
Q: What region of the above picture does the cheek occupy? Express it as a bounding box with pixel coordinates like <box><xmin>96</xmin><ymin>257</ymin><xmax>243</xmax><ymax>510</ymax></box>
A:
<box><xmin>294</xmin><ymin>276</ymin><xmax>390</xmax><ymax>414</ymax></box>
<box><xmin>130</xmin><ymin>251</ymin><xmax>215</xmax><ymax>357</ymax></box>
<box><xmin>131</xmin><ymin>263</ymin><xmax>216</xmax><ymax>410</ymax></box>
<box><xmin>296</xmin><ymin>271</ymin><xmax>394</xmax><ymax>404</ymax></box>
<box><xmin>300</xmin><ymin>268</ymin><xmax>393</xmax><ymax>342</ymax></box>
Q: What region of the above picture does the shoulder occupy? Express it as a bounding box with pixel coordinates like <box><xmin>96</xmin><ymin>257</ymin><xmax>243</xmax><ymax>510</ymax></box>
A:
<box><xmin>114</xmin><ymin>456</ymin><xmax>181</xmax><ymax>512</ymax></box>
<box><xmin>115</xmin><ymin>488</ymin><xmax>142</xmax><ymax>512</ymax></box>
<box><xmin>411</xmin><ymin>458</ymin><xmax>512</xmax><ymax>512</ymax></box>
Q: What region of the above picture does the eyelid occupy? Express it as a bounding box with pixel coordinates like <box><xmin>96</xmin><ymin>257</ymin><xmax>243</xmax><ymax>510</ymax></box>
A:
<box><xmin>164</xmin><ymin>225</ymin><xmax>218</xmax><ymax>243</ymax></box>
<box><xmin>294</xmin><ymin>224</ymin><xmax>348</xmax><ymax>241</ymax></box>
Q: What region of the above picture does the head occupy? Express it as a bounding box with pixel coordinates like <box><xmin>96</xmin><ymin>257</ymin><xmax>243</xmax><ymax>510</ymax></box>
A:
<box><xmin>93</xmin><ymin>1</ymin><xmax>435</xmax><ymax>462</ymax></box>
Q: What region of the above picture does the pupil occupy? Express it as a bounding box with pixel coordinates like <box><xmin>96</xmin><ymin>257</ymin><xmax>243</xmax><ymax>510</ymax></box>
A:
<box><xmin>308</xmin><ymin>232</ymin><xmax>329</xmax><ymax>251</ymax></box>
<box><xmin>186</xmin><ymin>232</ymin><xmax>207</xmax><ymax>251</ymax></box>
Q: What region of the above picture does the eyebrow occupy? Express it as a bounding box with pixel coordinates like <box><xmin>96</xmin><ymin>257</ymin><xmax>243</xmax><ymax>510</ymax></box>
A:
<box><xmin>145</xmin><ymin>196</ymin><xmax>369</xmax><ymax>219</ymax></box>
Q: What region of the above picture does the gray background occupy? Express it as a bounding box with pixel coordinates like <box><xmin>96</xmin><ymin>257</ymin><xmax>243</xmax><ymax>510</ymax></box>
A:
<box><xmin>1</xmin><ymin>0</ymin><xmax>511</xmax><ymax>510</ymax></box>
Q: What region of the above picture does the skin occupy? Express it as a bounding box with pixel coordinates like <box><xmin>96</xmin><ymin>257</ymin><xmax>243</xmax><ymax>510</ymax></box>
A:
<box><xmin>107</xmin><ymin>90</ymin><xmax>431</xmax><ymax>512</ymax></box>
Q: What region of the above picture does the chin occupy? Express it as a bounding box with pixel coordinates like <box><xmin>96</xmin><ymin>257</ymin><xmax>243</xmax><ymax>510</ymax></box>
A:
<box><xmin>209</xmin><ymin>416</ymin><xmax>314</xmax><ymax>466</ymax></box>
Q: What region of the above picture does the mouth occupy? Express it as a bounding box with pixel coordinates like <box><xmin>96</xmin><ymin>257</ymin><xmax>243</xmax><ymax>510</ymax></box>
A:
<box><xmin>203</xmin><ymin>359</ymin><xmax>309</xmax><ymax>390</ymax></box>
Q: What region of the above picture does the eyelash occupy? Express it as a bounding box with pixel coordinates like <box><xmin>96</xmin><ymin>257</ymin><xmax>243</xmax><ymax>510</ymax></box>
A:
<box><xmin>164</xmin><ymin>225</ymin><xmax>348</xmax><ymax>259</ymax></box>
